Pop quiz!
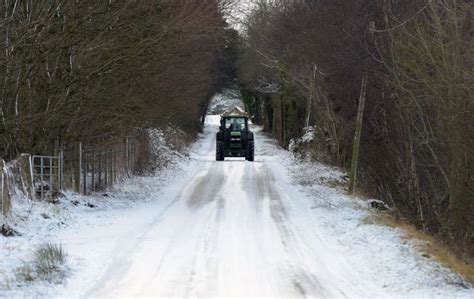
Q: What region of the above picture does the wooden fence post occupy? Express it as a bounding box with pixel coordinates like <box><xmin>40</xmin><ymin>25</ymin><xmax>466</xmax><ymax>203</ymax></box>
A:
<box><xmin>103</xmin><ymin>150</ymin><xmax>106</xmax><ymax>187</ymax></box>
<box><xmin>113</xmin><ymin>150</ymin><xmax>117</xmax><ymax>184</ymax></box>
<box><xmin>78</xmin><ymin>142</ymin><xmax>82</xmax><ymax>193</ymax></box>
<box><xmin>0</xmin><ymin>160</ymin><xmax>11</xmax><ymax>216</ymax></box>
<box><xmin>132</xmin><ymin>139</ymin><xmax>137</xmax><ymax>172</ymax></box>
<box><xmin>29</xmin><ymin>155</ymin><xmax>34</xmax><ymax>199</ymax></box>
<box><xmin>98</xmin><ymin>151</ymin><xmax>102</xmax><ymax>189</ymax></box>
<box><xmin>83</xmin><ymin>150</ymin><xmax>87</xmax><ymax>195</ymax></box>
<box><xmin>125</xmin><ymin>137</ymin><xmax>129</xmax><ymax>174</ymax></box>
<box><xmin>1</xmin><ymin>160</ymin><xmax>5</xmax><ymax>216</ymax></box>
<box><xmin>19</xmin><ymin>154</ymin><xmax>33</xmax><ymax>199</ymax></box>
<box><xmin>60</xmin><ymin>150</ymin><xmax>64</xmax><ymax>191</ymax></box>
<box><xmin>91</xmin><ymin>152</ymin><xmax>95</xmax><ymax>192</ymax></box>
<box><xmin>49</xmin><ymin>157</ymin><xmax>53</xmax><ymax>200</ymax></box>
<box><xmin>109</xmin><ymin>150</ymin><xmax>113</xmax><ymax>186</ymax></box>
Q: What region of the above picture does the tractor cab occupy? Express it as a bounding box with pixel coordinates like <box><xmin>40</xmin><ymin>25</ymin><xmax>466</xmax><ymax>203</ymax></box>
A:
<box><xmin>221</xmin><ymin>116</ymin><xmax>248</xmax><ymax>131</ymax></box>
<box><xmin>216</xmin><ymin>107</ymin><xmax>254</xmax><ymax>161</ymax></box>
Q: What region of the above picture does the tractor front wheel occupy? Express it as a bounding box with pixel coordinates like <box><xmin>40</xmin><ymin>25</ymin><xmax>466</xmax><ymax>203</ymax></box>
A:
<box><xmin>216</xmin><ymin>140</ymin><xmax>225</xmax><ymax>161</ymax></box>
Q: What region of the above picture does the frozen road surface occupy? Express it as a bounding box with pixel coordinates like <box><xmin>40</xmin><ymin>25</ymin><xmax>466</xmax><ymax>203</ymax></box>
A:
<box><xmin>52</xmin><ymin>115</ymin><xmax>472</xmax><ymax>298</ymax></box>
<box><xmin>57</xmin><ymin>115</ymin><xmax>368</xmax><ymax>297</ymax></box>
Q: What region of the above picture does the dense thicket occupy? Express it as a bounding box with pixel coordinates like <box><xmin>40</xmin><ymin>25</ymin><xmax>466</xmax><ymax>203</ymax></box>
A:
<box><xmin>239</xmin><ymin>0</ymin><xmax>473</xmax><ymax>258</ymax></box>
<box><xmin>0</xmin><ymin>0</ymin><xmax>229</xmax><ymax>159</ymax></box>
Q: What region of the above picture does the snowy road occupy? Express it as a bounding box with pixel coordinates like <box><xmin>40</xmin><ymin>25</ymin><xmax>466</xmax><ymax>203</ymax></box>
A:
<box><xmin>1</xmin><ymin>94</ymin><xmax>471</xmax><ymax>297</ymax></box>
<box><xmin>54</xmin><ymin>115</ymin><xmax>376</xmax><ymax>297</ymax></box>
<box><xmin>49</xmin><ymin>114</ymin><xmax>472</xmax><ymax>298</ymax></box>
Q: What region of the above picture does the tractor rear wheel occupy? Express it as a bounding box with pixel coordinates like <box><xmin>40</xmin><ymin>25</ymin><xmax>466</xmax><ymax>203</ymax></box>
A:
<box><xmin>216</xmin><ymin>140</ymin><xmax>225</xmax><ymax>161</ymax></box>
<box><xmin>246</xmin><ymin>141</ymin><xmax>254</xmax><ymax>162</ymax></box>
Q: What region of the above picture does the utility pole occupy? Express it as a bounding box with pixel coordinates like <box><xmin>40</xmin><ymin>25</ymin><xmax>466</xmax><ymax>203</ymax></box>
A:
<box><xmin>349</xmin><ymin>21</ymin><xmax>374</xmax><ymax>194</ymax></box>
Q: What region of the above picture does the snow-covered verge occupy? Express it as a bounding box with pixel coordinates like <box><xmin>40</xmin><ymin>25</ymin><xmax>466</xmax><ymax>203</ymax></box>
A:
<box><xmin>0</xmin><ymin>130</ymin><xmax>191</xmax><ymax>296</ymax></box>
<box><xmin>257</xmin><ymin>128</ymin><xmax>473</xmax><ymax>297</ymax></box>
<box><xmin>1</xmin><ymin>91</ymin><xmax>472</xmax><ymax>297</ymax></box>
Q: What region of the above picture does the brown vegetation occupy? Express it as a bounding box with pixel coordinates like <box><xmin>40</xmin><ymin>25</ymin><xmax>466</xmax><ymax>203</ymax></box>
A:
<box><xmin>238</xmin><ymin>0</ymin><xmax>473</xmax><ymax>259</ymax></box>
<box><xmin>364</xmin><ymin>213</ymin><xmax>474</xmax><ymax>284</ymax></box>
<box><xmin>0</xmin><ymin>0</ymin><xmax>230</xmax><ymax>159</ymax></box>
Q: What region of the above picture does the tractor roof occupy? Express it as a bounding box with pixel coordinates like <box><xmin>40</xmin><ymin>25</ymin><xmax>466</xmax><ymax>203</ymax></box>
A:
<box><xmin>222</xmin><ymin>106</ymin><xmax>248</xmax><ymax>117</ymax></box>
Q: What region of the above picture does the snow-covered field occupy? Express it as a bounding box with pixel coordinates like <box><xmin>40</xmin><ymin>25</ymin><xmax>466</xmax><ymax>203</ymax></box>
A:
<box><xmin>0</xmin><ymin>93</ymin><xmax>472</xmax><ymax>297</ymax></box>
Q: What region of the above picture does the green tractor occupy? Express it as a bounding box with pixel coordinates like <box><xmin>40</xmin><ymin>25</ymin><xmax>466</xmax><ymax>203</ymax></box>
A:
<box><xmin>216</xmin><ymin>108</ymin><xmax>254</xmax><ymax>161</ymax></box>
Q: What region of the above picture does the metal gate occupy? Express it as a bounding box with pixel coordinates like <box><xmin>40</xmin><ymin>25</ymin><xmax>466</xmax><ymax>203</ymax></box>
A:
<box><xmin>32</xmin><ymin>155</ymin><xmax>62</xmax><ymax>200</ymax></box>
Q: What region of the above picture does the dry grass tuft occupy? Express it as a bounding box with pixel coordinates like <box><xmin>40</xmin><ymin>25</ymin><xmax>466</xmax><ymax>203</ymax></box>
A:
<box><xmin>15</xmin><ymin>243</ymin><xmax>68</xmax><ymax>284</ymax></box>
<box><xmin>364</xmin><ymin>213</ymin><xmax>474</xmax><ymax>284</ymax></box>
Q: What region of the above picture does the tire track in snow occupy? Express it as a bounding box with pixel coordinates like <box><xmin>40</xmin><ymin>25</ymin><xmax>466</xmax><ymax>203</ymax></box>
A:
<box><xmin>87</xmin><ymin>157</ymin><xmax>227</xmax><ymax>297</ymax></box>
<box><xmin>131</xmin><ymin>163</ymin><xmax>227</xmax><ymax>296</ymax></box>
<box><xmin>61</xmin><ymin>114</ymin><xmax>383</xmax><ymax>297</ymax></box>
<box><xmin>267</xmin><ymin>160</ymin><xmax>381</xmax><ymax>297</ymax></box>
<box><xmin>256</xmin><ymin>164</ymin><xmax>329</xmax><ymax>297</ymax></box>
<box><xmin>83</xmin><ymin>193</ymin><xmax>183</xmax><ymax>297</ymax></box>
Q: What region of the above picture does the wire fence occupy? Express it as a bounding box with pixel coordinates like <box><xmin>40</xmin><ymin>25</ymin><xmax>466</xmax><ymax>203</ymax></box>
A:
<box><xmin>63</xmin><ymin>137</ymin><xmax>138</xmax><ymax>194</ymax></box>
<box><xmin>0</xmin><ymin>136</ymin><xmax>141</xmax><ymax>216</ymax></box>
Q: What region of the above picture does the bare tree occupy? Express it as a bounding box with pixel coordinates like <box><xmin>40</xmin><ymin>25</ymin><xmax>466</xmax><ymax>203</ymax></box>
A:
<box><xmin>0</xmin><ymin>0</ymin><xmax>228</xmax><ymax>159</ymax></box>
